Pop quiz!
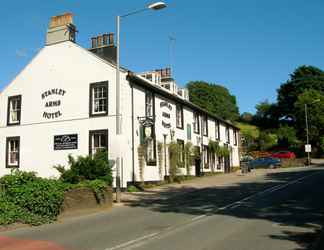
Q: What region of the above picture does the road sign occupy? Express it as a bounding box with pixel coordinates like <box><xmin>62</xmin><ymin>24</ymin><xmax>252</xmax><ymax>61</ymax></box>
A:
<box><xmin>305</xmin><ymin>144</ymin><xmax>312</xmax><ymax>153</ymax></box>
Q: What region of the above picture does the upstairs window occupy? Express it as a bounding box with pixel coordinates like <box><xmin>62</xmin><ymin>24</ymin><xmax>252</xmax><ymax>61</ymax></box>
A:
<box><xmin>89</xmin><ymin>129</ymin><xmax>108</xmax><ymax>155</ymax></box>
<box><xmin>7</xmin><ymin>95</ymin><xmax>21</xmax><ymax>125</ymax></box>
<box><xmin>215</xmin><ymin>120</ymin><xmax>220</xmax><ymax>140</ymax></box>
<box><xmin>6</xmin><ymin>137</ymin><xmax>20</xmax><ymax>168</ymax></box>
<box><xmin>145</xmin><ymin>91</ymin><xmax>154</xmax><ymax>118</ymax></box>
<box><xmin>176</xmin><ymin>105</ymin><xmax>184</xmax><ymax>129</ymax></box>
<box><xmin>203</xmin><ymin>115</ymin><xmax>208</xmax><ymax>136</ymax></box>
<box><xmin>193</xmin><ymin>112</ymin><xmax>200</xmax><ymax>134</ymax></box>
<box><xmin>234</xmin><ymin>130</ymin><xmax>238</xmax><ymax>146</ymax></box>
<box><xmin>89</xmin><ymin>81</ymin><xmax>108</xmax><ymax>117</ymax></box>
<box><xmin>226</xmin><ymin>126</ymin><xmax>230</xmax><ymax>144</ymax></box>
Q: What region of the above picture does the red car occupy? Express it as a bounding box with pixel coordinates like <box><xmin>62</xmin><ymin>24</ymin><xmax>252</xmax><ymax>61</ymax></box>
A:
<box><xmin>271</xmin><ymin>151</ymin><xmax>296</xmax><ymax>159</ymax></box>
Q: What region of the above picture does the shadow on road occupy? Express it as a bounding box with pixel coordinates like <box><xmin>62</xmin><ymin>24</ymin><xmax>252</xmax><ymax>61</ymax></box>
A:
<box><xmin>125</xmin><ymin>168</ymin><xmax>324</xmax><ymax>250</ymax></box>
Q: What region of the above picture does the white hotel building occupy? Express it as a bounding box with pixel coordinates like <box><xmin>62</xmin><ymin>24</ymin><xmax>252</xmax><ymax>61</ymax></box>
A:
<box><xmin>0</xmin><ymin>14</ymin><xmax>240</xmax><ymax>187</ymax></box>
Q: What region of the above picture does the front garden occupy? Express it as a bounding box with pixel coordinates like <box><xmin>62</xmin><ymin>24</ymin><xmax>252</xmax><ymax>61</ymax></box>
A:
<box><xmin>0</xmin><ymin>150</ymin><xmax>113</xmax><ymax>226</ymax></box>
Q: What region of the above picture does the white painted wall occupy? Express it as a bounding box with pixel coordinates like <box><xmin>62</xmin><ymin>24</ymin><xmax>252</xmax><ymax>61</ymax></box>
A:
<box><xmin>0</xmin><ymin>40</ymin><xmax>240</xmax><ymax>188</ymax></box>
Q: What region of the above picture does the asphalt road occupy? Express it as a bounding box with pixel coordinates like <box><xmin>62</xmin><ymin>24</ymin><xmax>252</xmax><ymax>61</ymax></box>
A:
<box><xmin>1</xmin><ymin>166</ymin><xmax>324</xmax><ymax>250</ymax></box>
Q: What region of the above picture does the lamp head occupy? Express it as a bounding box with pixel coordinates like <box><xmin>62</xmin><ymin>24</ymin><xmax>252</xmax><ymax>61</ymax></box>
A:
<box><xmin>148</xmin><ymin>2</ymin><xmax>167</xmax><ymax>10</ymax></box>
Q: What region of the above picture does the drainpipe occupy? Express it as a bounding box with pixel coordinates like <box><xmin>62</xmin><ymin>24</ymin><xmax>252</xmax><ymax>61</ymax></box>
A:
<box><xmin>131</xmin><ymin>83</ymin><xmax>135</xmax><ymax>183</ymax></box>
<box><xmin>163</xmin><ymin>134</ymin><xmax>167</xmax><ymax>179</ymax></box>
<box><xmin>200</xmin><ymin>114</ymin><xmax>204</xmax><ymax>176</ymax></box>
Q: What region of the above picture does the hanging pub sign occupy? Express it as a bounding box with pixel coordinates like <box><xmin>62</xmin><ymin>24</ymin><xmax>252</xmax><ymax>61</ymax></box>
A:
<box><xmin>54</xmin><ymin>134</ymin><xmax>78</xmax><ymax>150</ymax></box>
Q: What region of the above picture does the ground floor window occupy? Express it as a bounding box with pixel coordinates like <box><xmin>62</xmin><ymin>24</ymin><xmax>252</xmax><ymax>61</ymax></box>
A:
<box><xmin>177</xmin><ymin>139</ymin><xmax>185</xmax><ymax>168</ymax></box>
<box><xmin>89</xmin><ymin>129</ymin><xmax>108</xmax><ymax>155</ymax></box>
<box><xmin>6</xmin><ymin>137</ymin><xmax>20</xmax><ymax>168</ymax></box>
<box><xmin>217</xmin><ymin>156</ymin><xmax>223</xmax><ymax>170</ymax></box>
<box><xmin>203</xmin><ymin>145</ymin><xmax>209</xmax><ymax>169</ymax></box>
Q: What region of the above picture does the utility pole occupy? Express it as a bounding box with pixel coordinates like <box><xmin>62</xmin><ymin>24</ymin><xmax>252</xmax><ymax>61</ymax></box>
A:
<box><xmin>305</xmin><ymin>103</ymin><xmax>310</xmax><ymax>166</ymax></box>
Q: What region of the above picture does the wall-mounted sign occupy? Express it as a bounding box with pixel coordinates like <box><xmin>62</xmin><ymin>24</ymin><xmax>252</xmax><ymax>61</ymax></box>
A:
<box><xmin>162</xmin><ymin>112</ymin><xmax>170</xmax><ymax>118</ymax></box>
<box><xmin>160</xmin><ymin>100</ymin><xmax>172</xmax><ymax>129</ymax></box>
<box><xmin>160</xmin><ymin>101</ymin><xmax>172</xmax><ymax>110</ymax></box>
<box><xmin>54</xmin><ymin>134</ymin><xmax>78</xmax><ymax>150</ymax></box>
<box><xmin>305</xmin><ymin>144</ymin><xmax>312</xmax><ymax>153</ymax></box>
<box><xmin>42</xmin><ymin>88</ymin><xmax>66</xmax><ymax>120</ymax></box>
<box><xmin>162</xmin><ymin>121</ymin><xmax>171</xmax><ymax>128</ymax></box>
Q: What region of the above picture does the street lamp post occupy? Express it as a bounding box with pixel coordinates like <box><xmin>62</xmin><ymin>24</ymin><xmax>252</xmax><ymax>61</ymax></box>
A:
<box><xmin>304</xmin><ymin>99</ymin><xmax>320</xmax><ymax>166</ymax></box>
<box><xmin>115</xmin><ymin>2</ymin><xmax>167</xmax><ymax>203</ymax></box>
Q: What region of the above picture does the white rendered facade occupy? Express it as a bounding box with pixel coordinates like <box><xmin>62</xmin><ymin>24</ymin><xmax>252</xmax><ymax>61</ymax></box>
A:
<box><xmin>0</xmin><ymin>16</ymin><xmax>240</xmax><ymax>188</ymax></box>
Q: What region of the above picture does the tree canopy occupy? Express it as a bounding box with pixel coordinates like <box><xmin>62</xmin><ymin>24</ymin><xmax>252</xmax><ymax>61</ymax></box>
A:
<box><xmin>187</xmin><ymin>81</ymin><xmax>239</xmax><ymax>121</ymax></box>
<box><xmin>241</xmin><ymin>65</ymin><xmax>324</xmax><ymax>156</ymax></box>
<box><xmin>277</xmin><ymin>65</ymin><xmax>324</xmax><ymax>120</ymax></box>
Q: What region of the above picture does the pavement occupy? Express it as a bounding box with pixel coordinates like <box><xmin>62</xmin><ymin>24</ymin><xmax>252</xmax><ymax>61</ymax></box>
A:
<box><xmin>1</xmin><ymin>166</ymin><xmax>324</xmax><ymax>250</ymax></box>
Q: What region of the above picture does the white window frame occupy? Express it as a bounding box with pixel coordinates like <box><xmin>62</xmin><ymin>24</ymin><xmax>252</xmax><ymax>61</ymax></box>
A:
<box><xmin>6</xmin><ymin>137</ymin><xmax>20</xmax><ymax>168</ymax></box>
<box><xmin>7</xmin><ymin>95</ymin><xmax>21</xmax><ymax>125</ymax></box>
<box><xmin>89</xmin><ymin>130</ymin><xmax>108</xmax><ymax>155</ymax></box>
<box><xmin>193</xmin><ymin>113</ymin><xmax>200</xmax><ymax>134</ymax></box>
<box><xmin>176</xmin><ymin>105</ymin><xmax>183</xmax><ymax>129</ymax></box>
<box><xmin>89</xmin><ymin>81</ymin><xmax>108</xmax><ymax>117</ymax></box>
<box><xmin>93</xmin><ymin>86</ymin><xmax>107</xmax><ymax>114</ymax></box>
<box><xmin>145</xmin><ymin>91</ymin><xmax>154</xmax><ymax>117</ymax></box>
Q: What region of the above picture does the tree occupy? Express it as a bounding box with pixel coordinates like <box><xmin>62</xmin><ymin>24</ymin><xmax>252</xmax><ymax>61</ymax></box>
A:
<box><xmin>240</xmin><ymin>112</ymin><xmax>254</xmax><ymax>123</ymax></box>
<box><xmin>257</xmin><ymin>131</ymin><xmax>277</xmax><ymax>151</ymax></box>
<box><xmin>253</xmin><ymin>100</ymin><xmax>279</xmax><ymax>129</ymax></box>
<box><xmin>277</xmin><ymin>65</ymin><xmax>324</xmax><ymax>120</ymax></box>
<box><xmin>187</xmin><ymin>81</ymin><xmax>240</xmax><ymax>121</ymax></box>
<box><xmin>276</xmin><ymin>125</ymin><xmax>299</xmax><ymax>148</ymax></box>
<box><xmin>294</xmin><ymin>90</ymin><xmax>324</xmax><ymax>154</ymax></box>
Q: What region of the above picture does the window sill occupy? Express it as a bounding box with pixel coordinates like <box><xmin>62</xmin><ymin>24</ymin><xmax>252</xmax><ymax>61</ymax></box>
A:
<box><xmin>6</xmin><ymin>165</ymin><xmax>19</xmax><ymax>169</ymax></box>
<box><xmin>89</xmin><ymin>112</ymin><xmax>108</xmax><ymax>118</ymax></box>
<box><xmin>146</xmin><ymin>161</ymin><xmax>157</xmax><ymax>166</ymax></box>
<box><xmin>7</xmin><ymin>122</ymin><xmax>21</xmax><ymax>126</ymax></box>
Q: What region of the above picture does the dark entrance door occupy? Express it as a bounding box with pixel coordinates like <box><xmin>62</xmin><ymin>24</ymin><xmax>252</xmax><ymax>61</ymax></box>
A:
<box><xmin>224</xmin><ymin>156</ymin><xmax>230</xmax><ymax>173</ymax></box>
<box><xmin>195</xmin><ymin>159</ymin><xmax>201</xmax><ymax>176</ymax></box>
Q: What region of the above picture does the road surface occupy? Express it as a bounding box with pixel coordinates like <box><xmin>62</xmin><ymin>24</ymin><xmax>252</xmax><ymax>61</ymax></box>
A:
<box><xmin>1</xmin><ymin>166</ymin><xmax>324</xmax><ymax>250</ymax></box>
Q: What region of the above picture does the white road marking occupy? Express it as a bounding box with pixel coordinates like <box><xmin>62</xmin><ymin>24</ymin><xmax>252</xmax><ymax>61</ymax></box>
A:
<box><xmin>104</xmin><ymin>170</ymin><xmax>320</xmax><ymax>250</ymax></box>
<box><xmin>191</xmin><ymin>214</ymin><xmax>207</xmax><ymax>221</ymax></box>
<box><xmin>105</xmin><ymin>232</ymin><xmax>159</xmax><ymax>250</ymax></box>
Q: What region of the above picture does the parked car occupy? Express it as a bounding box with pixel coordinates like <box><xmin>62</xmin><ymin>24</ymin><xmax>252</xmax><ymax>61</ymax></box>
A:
<box><xmin>248</xmin><ymin>157</ymin><xmax>281</xmax><ymax>169</ymax></box>
<box><xmin>271</xmin><ymin>151</ymin><xmax>296</xmax><ymax>159</ymax></box>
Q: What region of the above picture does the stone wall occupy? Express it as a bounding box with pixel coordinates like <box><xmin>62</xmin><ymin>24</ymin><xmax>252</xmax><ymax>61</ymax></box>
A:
<box><xmin>62</xmin><ymin>187</ymin><xmax>113</xmax><ymax>213</ymax></box>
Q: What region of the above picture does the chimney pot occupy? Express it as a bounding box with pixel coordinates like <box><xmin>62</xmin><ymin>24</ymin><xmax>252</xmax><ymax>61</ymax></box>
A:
<box><xmin>97</xmin><ymin>35</ymin><xmax>102</xmax><ymax>47</ymax></box>
<box><xmin>91</xmin><ymin>37</ymin><xmax>97</xmax><ymax>48</ymax></box>
<box><xmin>108</xmin><ymin>33</ymin><xmax>114</xmax><ymax>46</ymax></box>
<box><xmin>49</xmin><ymin>13</ymin><xmax>73</xmax><ymax>29</ymax></box>
<box><xmin>103</xmin><ymin>34</ymin><xmax>108</xmax><ymax>46</ymax></box>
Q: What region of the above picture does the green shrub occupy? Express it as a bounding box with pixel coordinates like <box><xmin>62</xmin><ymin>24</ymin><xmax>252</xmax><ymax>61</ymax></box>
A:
<box><xmin>0</xmin><ymin>171</ymin><xmax>66</xmax><ymax>220</ymax></box>
<box><xmin>127</xmin><ymin>185</ymin><xmax>140</xmax><ymax>192</ymax></box>
<box><xmin>0</xmin><ymin>196</ymin><xmax>50</xmax><ymax>226</ymax></box>
<box><xmin>54</xmin><ymin>150</ymin><xmax>113</xmax><ymax>185</ymax></box>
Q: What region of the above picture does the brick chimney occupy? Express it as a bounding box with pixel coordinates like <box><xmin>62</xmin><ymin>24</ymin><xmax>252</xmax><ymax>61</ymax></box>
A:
<box><xmin>89</xmin><ymin>33</ymin><xmax>117</xmax><ymax>63</ymax></box>
<box><xmin>46</xmin><ymin>13</ymin><xmax>77</xmax><ymax>45</ymax></box>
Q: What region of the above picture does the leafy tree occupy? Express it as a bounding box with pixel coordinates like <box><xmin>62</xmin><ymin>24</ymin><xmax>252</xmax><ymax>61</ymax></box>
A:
<box><xmin>240</xmin><ymin>112</ymin><xmax>254</xmax><ymax>123</ymax></box>
<box><xmin>187</xmin><ymin>81</ymin><xmax>239</xmax><ymax>121</ymax></box>
<box><xmin>277</xmin><ymin>65</ymin><xmax>324</xmax><ymax>120</ymax></box>
<box><xmin>276</xmin><ymin>125</ymin><xmax>299</xmax><ymax>148</ymax></box>
<box><xmin>257</xmin><ymin>131</ymin><xmax>277</xmax><ymax>151</ymax></box>
<box><xmin>294</xmin><ymin>90</ymin><xmax>324</xmax><ymax>153</ymax></box>
<box><xmin>253</xmin><ymin>100</ymin><xmax>279</xmax><ymax>129</ymax></box>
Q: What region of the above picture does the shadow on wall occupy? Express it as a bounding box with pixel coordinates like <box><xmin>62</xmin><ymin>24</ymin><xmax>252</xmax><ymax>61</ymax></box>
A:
<box><xmin>125</xmin><ymin>168</ymin><xmax>324</xmax><ymax>250</ymax></box>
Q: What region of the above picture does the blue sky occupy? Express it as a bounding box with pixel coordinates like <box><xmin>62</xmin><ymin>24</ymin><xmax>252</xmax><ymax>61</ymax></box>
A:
<box><xmin>1</xmin><ymin>0</ymin><xmax>324</xmax><ymax>113</ymax></box>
